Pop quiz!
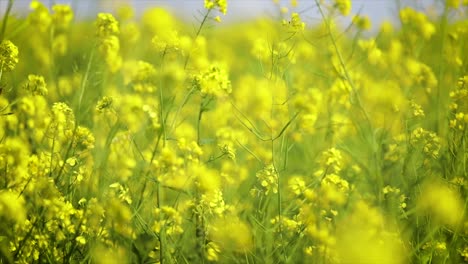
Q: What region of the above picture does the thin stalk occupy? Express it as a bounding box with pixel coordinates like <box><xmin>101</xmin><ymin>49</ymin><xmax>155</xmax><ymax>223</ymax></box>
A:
<box><xmin>197</xmin><ymin>102</ymin><xmax>204</xmax><ymax>146</ymax></box>
<box><xmin>314</xmin><ymin>0</ymin><xmax>384</xmax><ymax>202</ymax></box>
<box><xmin>0</xmin><ymin>0</ymin><xmax>14</xmax><ymax>42</ymax></box>
<box><xmin>77</xmin><ymin>48</ymin><xmax>95</xmax><ymax>116</ymax></box>
<box><xmin>435</xmin><ymin>5</ymin><xmax>449</xmax><ymax>134</ymax></box>
<box><xmin>184</xmin><ymin>9</ymin><xmax>212</xmax><ymax>70</ymax></box>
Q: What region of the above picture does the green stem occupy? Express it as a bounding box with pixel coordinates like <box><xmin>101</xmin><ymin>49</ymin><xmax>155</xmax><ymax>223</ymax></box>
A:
<box><xmin>184</xmin><ymin>9</ymin><xmax>212</xmax><ymax>69</ymax></box>
<box><xmin>0</xmin><ymin>0</ymin><xmax>14</xmax><ymax>42</ymax></box>
<box><xmin>435</xmin><ymin>5</ymin><xmax>449</xmax><ymax>134</ymax></box>
<box><xmin>197</xmin><ymin>102</ymin><xmax>204</xmax><ymax>146</ymax></box>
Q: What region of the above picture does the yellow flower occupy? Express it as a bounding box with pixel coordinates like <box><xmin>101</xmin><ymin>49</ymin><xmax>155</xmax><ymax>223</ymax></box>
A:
<box><xmin>29</xmin><ymin>0</ymin><xmax>52</xmax><ymax>32</ymax></box>
<box><xmin>192</xmin><ymin>64</ymin><xmax>232</xmax><ymax>97</ymax></box>
<box><xmin>333</xmin><ymin>0</ymin><xmax>351</xmax><ymax>16</ymax></box>
<box><xmin>95</xmin><ymin>13</ymin><xmax>119</xmax><ymax>37</ymax></box>
<box><xmin>417</xmin><ymin>180</ymin><xmax>464</xmax><ymax>227</ymax></box>
<box><xmin>353</xmin><ymin>15</ymin><xmax>372</xmax><ymax>30</ymax></box>
<box><xmin>0</xmin><ymin>190</ymin><xmax>27</xmax><ymax>223</ymax></box>
<box><xmin>0</xmin><ymin>40</ymin><xmax>19</xmax><ymax>72</ymax></box>
<box><xmin>282</xmin><ymin>12</ymin><xmax>305</xmax><ymax>33</ymax></box>
<box><xmin>52</xmin><ymin>4</ymin><xmax>74</xmax><ymax>29</ymax></box>
<box><xmin>204</xmin><ymin>0</ymin><xmax>228</xmax><ymax>14</ymax></box>
<box><xmin>24</xmin><ymin>74</ymin><xmax>48</xmax><ymax>96</ymax></box>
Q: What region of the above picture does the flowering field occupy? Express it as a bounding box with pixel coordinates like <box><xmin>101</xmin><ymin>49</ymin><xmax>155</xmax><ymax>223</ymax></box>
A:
<box><xmin>0</xmin><ymin>0</ymin><xmax>467</xmax><ymax>263</ymax></box>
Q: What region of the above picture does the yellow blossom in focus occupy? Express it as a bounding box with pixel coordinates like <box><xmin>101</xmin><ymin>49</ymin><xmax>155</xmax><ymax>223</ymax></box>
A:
<box><xmin>204</xmin><ymin>0</ymin><xmax>228</xmax><ymax>14</ymax></box>
<box><xmin>95</xmin><ymin>13</ymin><xmax>119</xmax><ymax>37</ymax></box>
<box><xmin>0</xmin><ymin>40</ymin><xmax>19</xmax><ymax>72</ymax></box>
<box><xmin>192</xmin><ymin>64</ymin><xmax>232</xmax><ymax>97</ymax></box>
<box><xmin>282</xmin><ymin>12</ymin><xmax>305</xmax><ymax>33</ymax></box>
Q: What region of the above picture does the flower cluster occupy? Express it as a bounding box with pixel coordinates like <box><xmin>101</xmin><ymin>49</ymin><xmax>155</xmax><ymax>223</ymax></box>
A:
<box><xmin>204</xmin><ymin>0</ymin><xmax>228</xmax><ymax>14</ymax></box>
<box><xmin>96</xmin><ymin>13</ymin><xmax>122</xmax><ymax>73</ymax></box>
<box><xmin>23</xmin><ymin>74</ymin><xmax>48</xmax><ymax>96</ymax></box>
<box><xmin>192</xmin><ymin>64</ymin><xmax>232</xmax><ymax>97</ymax></box>
<box><xmin>252</xmin><ymin>164</ymin><xmax>279</xmax><ymax>195</ymax></box>
<box><xmin>400</xmin><ymin>7</ymin><xmax>436</xmax><ymax>40</ymax></box>
<box><xmin>1</xmin><ymin>1</ymin><xmax>467</xmax><ymax>263</ymax></box>
<box><xmin>411</xmin><ymin>127</ymin><xmax>441</xmax><ymax>159</ymax></box>
<box><xmin>282</xmin><ymin>13</ymin><xmax>305</xmax><ymax>33</ymax></box>
<box><xmin>449</xmin><ymin>75</ymin><xmax>468</xmax><ymax>130</ymax></box>
<box><xmin>0</xmin><ymin>40</ymin><xmax>19</xmax><ymax>72</ymax></box>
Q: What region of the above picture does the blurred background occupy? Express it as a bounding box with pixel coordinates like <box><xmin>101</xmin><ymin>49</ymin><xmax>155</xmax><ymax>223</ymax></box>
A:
<box><xmin>0</xmin><ymin>0</ymin><xmax>446</xmax><ymax>31</ymax></box>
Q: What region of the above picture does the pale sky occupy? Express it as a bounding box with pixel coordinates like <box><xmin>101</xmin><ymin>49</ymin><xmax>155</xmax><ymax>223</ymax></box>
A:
<box><xmin>0</xmin><ymin>0</ymin><xmax>440</xmax><ymax>30</ymax></box>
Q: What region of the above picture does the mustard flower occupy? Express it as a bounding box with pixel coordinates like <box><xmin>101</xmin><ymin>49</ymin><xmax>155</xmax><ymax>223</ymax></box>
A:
<box><xmin>204</xmin><ymin>0</ymin><xmax>228</xmax><ymax>14</ymax></box>
<box><xmin>142</xmin><ymin>104</ymin><xmax>161</xmax><ymax>129</ymax></box>
<box><xmin>52</xmin><ymin>4</ymin><xmax>74</xmax><ymax>29</ymax></box>
<box><xmin>109</xmin><ymin>182</ymin><xmax>133</xmax><ymax>204</ymax></box>
<box><xmin>152</xmin><ymin>30</ymin><xmax>180</xmax><ymax>52</ymax></box>
<box><xmin>282</xmin><ymin>12</ymin><xmax>305</xmax><ymax>33</ymax></box>
<box><xmin>74</xmin><ymin>126</ymin><xmax>95</xmax><ymax>151</ymax></box>
<box><xmin>336</xmin><ymin>201</ymin><xmax>408</xmax><ymax>264</ymax></box>
<box><xmin>271</xmin><ymin>215</ymin><xmax>304</xmax><ymax>235</ymax></box>
<box><xmin>96</xmin><ymin>96</ymin><xmax>114</xmax><ymax>112</ymax></box>
<box><xmin>29</xmin><ymin>0</ymin><xmax>52</xmax><ymax>32</ymax></box>
<box><xmin>0</xmin><ymin>190</ymin><xmax>27</xmax><ymax>223</ymax></box>
<box><xmin>124</xmin><ymin>60</ymin><xmax>158</xmax><ymax>93</ymax></box>
<box><xmin>353</xmin><ymin>15</ymin><xmax>371</xmax><ymax>30</ymax></box>
<box><xmin>0</xmin><ymin>40</ymin><xmax>19</xmax><ymax>72</ymax></box>
<box><xmin>98</xmin><ymin>35</ymin><xmax>120</xmax><ymax>57</ymax></box>
<box><xmin>254</xmin><ymin>164</ymin><xmax>278</xmax><ymax>195</ymax></box>
<box><xmin>399</xmin><ymin>7</ymin><xmax>436</xmax><ymax>40</ymax></box>
<box><xmin>98</xmin><ymin>35</ymin><xmax>122</xmax><ymax>73</ymax></box>
<box><xmin>199</xmin><ymin>189</ymin><xmax>228</xmax><ymax>216</ymax></box>
<box><xmin>24</xmin><ymin>74</ymin><xmax>48</xmax><ymax>96</ymax></box>
<box><xmin>251</xmin><ymin>38</ymin><xmax>271</xmax><ymax>62</ymax></box>
<box><xmin>411</xmin><ymin>128</ymin><xmax>441</xmax><ymax>159</ymax></box>
<box><xmin>153</xmin><ymin>206</ymin><xmax>184</xmax><ymax>235</ymax></box>
<box><xmin>209</xmin><ymin>217</ymin><xmax>253</xmax><ymax>252</ymax></box>
<box><xmin>142</xmin><ymin>8</ymin><xmax>176</xmax><ymax>35</ymax></box>
<box><xmin>95</xmin><ymin>13</ymin><xmax>119</xmax><ymax>37</ymax></box>
<box><xmin>50</xmin><ymin>102</ymin><xmax>76</xmax><ymax>134</ymax></box>
<box><xmin>405</xmin><ymin>59</ymin><xmax>438</xmax><ymax>92</ymax></box>
<box><xmin>358</xmin><ymin>38</ymin><xmax>382</xmax><ymax>65</ymax></box>
<box><xmin>409</xmin><ymin>100</ymin><xmax>425</xmax><ymax>117</ymax></box>
<box><xmin>461</xmin><ymin>246</ymin><xmax>468</xmax><ymax>261</ymax></box>
<box><xmin>178</xmin><ymin>138</ymin><xmax>203</xmax><ymax>161</ymax></box>
<box><xmin>320</xmin><ymin>147</ymin><xmax>343</xmax><ymax>174</ymax></box>
<box><xmin>206</xmin><ymin>241</ymin><xmax>221</xmax><ymax>261</ymax></box>
<box><xmin>333</xmin><ymin>0</ymin><xmax>352</xmax><ymax>16</ymax></box>
<box><xmin>132</xmin><ymin>61</ymin><xmax>157</xmax><ymax>83</ymax></box>
<box><xmin>120</xmin><ymin>22</ymin><xmax>140</xmax><ymax>44</ymax></box>
<box><xmin>450</xmin><ymin>75</ymin><xmax>468</xmax><ymax>115</ymax></box>
<box><xmin>288</xmin><ymin>176</ymin><xmax>307</xmax><ymax>196</ymax></box>
<box><xmin>117</xmin><ymin>4</ymin><xmax>134</xmax><ymax>21</ymax></box>
<box><xmin>417</xmin><ymin>180</ymin><xmax>464</xmax><ymax>227</ymax></box>
<box><xmin>192</xmin><ymin>64</ymin><xmax>232</xmax><ymax>97</ymax></box>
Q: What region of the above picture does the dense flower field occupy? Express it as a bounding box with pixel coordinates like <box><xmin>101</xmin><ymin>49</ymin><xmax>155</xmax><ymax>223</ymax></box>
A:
<box><xmin>0</xmin><ymin>0</ymin><xmax>467</xmax><ymax>263</ymax></box>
